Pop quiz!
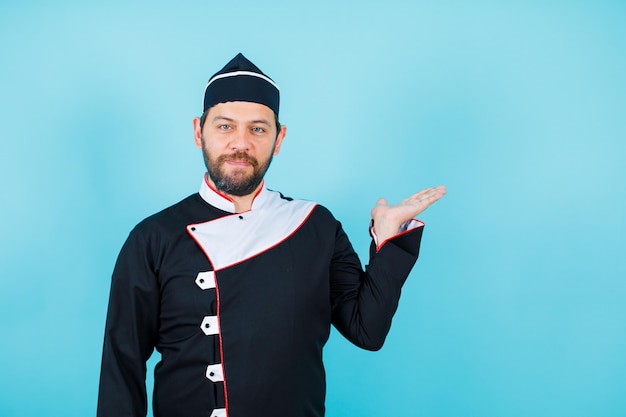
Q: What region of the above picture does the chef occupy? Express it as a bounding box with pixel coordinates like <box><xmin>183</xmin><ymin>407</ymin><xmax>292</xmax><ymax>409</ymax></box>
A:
<box><xmin>97</xmin><ymin>53</ymin><xmax>446</xmax><ymax>417</ymax></box>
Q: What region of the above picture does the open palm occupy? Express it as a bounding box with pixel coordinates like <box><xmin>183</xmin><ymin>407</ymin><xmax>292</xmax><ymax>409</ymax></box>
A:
<box><xmin>371</xmin><ymin>185</ymin><xmax>446</xmax><ymax>243</ymax></box>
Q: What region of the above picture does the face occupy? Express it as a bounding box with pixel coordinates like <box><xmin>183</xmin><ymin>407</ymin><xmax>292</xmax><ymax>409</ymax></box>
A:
<box><xmin>193</xmin><ymin>101</ymin><xmax>286</xmax><ymax>197</ymax></box>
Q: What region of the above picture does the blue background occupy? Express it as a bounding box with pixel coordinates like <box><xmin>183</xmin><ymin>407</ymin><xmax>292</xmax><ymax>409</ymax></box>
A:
<box><xmin>1</xmin><ymin>1</ymin><xmax>625</xmax><ymax>416</ymax></box>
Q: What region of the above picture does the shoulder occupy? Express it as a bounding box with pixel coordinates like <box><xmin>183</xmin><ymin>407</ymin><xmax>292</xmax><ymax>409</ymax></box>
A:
<box><xmin>130</xmin><ymin>193</ymin><xmax>213</xmax><ymax>239</ymax></box>
<box><xmin>265</xmin><ymin>189</ymin><xmax>338</xmax><ymax>226</ymax></box>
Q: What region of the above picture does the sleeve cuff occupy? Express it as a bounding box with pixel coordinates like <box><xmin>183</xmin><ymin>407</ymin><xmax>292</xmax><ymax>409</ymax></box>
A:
<box><xmin>370</xmin><ymin>218</ymin><xmax>425</xmax><ymax>248</ymax></box>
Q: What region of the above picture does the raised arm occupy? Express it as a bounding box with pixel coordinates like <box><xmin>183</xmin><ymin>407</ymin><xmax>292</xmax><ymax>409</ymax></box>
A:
<box><xmin>330</xmin><ymin>186</ymin><xmax>445</xmax><ymax>350</ymax></box>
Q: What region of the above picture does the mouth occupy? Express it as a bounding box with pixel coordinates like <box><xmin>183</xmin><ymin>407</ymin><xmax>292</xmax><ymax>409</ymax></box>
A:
<box><xmin>225</xmin><ymin>159</ymin><xmax>253</xmax><ymax>167</ymax></box>
<box><xmin>221</xmin><ymin>153</ymin><xmax>258</xmax><ymax>168</ymax></box>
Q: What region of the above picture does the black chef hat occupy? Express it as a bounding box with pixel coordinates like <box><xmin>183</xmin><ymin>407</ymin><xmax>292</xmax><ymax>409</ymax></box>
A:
<box><xmin>203</xmin><ymin>53</ymin><xmax>280</xmax><ymax>116</ymax></box>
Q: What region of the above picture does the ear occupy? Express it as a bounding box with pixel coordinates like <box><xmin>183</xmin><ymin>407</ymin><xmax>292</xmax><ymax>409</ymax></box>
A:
<box><xmin>273</xmin><ymin>125</ymin><xmax>287</xmax><ymax>156</ymax></box>
<box><xmin>193</xmin><ymin>117</ymin><xmax>203</xmax><ymax>149</ymax></box>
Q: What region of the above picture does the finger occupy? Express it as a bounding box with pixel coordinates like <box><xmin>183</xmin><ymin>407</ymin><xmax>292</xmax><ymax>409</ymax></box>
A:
<box><xmin>404</xmin><ymin>187</ymin><xmax>446</xmax><ymax>208</ymax></box>
<box><xmin>410</xmin><ymin>186</ymin><xmax>446</xmax><ymax>201</ymax></box>
<box><xmin>420</xmin><ymin>188</ymin><xmax>446</xmax><ymax>207</ymax></box>
<box><xmin>425</xmin><ymin>186</ymin><xmax>446</xmax><ymax>199</ymax></box>
<box><xmin>375</xmin><ymin>198</ymin><xmax>387</xmax><ymax>206</ymax></box>
<box><xmin>404</xmin><ymin>188</ymin><xmax>438</xmax><ymax>204</ymax></box>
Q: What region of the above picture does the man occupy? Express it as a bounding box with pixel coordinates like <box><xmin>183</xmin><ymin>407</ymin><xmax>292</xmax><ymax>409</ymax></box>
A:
<box><xmin>97</xmin><ymin>53</ymin><xmax>446</xmax><ymax>417</ymax></box>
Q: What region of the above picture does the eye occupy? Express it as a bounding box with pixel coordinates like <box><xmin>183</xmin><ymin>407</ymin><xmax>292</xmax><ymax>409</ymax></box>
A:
<box><xmin>218</xmin><ymin>124</ymin><xmax>232</xmax><ymax>131</ymax></box>
<box><xmin>251</xmin><ymin>126</ymin><xmax>265</xmax><ymax>134</ymax></box>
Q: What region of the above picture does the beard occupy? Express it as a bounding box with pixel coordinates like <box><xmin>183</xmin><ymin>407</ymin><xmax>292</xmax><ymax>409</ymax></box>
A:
<box><xmin>203</xmin><ymin>148</ymin><xmax>274</xmax><ymax>197</ymax></box>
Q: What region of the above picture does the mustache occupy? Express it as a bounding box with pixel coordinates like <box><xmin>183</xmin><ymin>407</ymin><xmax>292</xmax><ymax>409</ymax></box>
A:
<box><xmin>218</xmin><ymin>151</ymin><xmax>259</xmax><ymax>167</ymax></box>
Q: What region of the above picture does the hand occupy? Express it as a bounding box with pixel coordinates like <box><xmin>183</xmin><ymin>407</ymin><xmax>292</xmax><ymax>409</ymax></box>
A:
<box><xmin>371</xmin><ymin>185</ymin><xmax>446</xmax><ymax>243</ymax></box>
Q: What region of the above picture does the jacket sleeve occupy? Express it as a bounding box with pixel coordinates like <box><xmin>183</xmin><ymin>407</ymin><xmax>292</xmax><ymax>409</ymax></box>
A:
<box><xmin>97</xmin><ymin>227</ymin><xmax>160</xmax><ymax>417</ymax></box>
<box><xmin>329</xmin><ymin>220</ymin><xmax>423</xmax><ymax>351</ymax></box>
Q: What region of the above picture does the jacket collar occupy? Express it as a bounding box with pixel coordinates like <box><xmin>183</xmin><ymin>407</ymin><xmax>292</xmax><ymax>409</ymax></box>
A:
<box><xmin>199</xmin><ymin>174</ymin><xmax>268</xmax><ymax>213</ymax></box>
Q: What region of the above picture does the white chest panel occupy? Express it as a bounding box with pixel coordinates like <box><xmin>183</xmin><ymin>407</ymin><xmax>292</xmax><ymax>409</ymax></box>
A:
<box><xmin>188</xmin><ymin>191</ymin><xmax>317</xmax><ymax>271</ymax></box>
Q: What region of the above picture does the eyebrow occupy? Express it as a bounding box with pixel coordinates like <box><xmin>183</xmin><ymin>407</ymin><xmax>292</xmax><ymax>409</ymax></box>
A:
<box><xmin>211</xmin><ymin>116</ymin><xmax>271</xmax><ymax>126</ymax></box>
<box><xmin>250</xmin><ymin>119</ymin><xmax>272</xmax><ymax>127</ymax></box>
<box><xmin>212</xmin><ymin>116</ymin><xmax>235</xmax><ymax>123</ymax></box>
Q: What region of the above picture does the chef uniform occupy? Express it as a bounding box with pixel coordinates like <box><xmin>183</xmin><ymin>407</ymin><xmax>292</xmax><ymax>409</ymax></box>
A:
<box><xmin>97</xmin><ymin>53</ymin><xmax>425</xmax><ymax>417</ymax></box>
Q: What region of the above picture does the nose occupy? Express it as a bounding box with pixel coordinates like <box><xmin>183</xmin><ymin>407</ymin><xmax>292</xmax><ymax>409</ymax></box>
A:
<box><xmin>229</xmin><ymin>128</ymin><xmax>251</xmax><ymax>151</ymax></box>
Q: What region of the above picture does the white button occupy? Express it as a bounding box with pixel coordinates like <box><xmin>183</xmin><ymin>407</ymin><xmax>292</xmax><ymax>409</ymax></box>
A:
<box><xmin>210</xmin><ymin>408</ymin><xmax>227</xmax><ymax>417</ymax></box>
<box><xmin>206</xmin><ymin>364</ymin><xmax>224</xmax><ymax>382</ymax></box>
<box><xmin>195</xmin><ymin>271</ymin><xmax>216</xmax><ymax>290</ymax></box>
<box><xmin>200</xmin><ymin>316</ymin><xmax>220</xmax><ymax>336</ymax></box>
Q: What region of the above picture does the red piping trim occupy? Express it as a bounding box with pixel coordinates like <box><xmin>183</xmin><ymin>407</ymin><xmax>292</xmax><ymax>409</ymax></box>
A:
<box><xmin>252</xmin><ymin>181</ymin><xmax>264</xmax><ymax>200</ymax></box>
<box><xmin>204</xmin><ymin>175</ymin><xmax>234</xmax><ymax>203</ymax></box>
<box><xmin>185</xmin><ymin>227</ymin><xmax>229</xmax><ymax>416</ymax></box>
<box><xmin>214</xmin><ymin>275</ymin><xmax>229</xmax><ymax>415</ymax></box>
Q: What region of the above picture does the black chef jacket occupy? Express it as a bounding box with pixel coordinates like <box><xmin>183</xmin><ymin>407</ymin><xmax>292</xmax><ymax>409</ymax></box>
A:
<box><xmin>98</xmin><ymin>177</ymin><xmax>424</xmax><ymax>417</ymax></box>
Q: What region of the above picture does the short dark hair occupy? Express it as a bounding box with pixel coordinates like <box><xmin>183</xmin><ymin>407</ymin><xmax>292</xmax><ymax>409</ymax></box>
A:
<box><xmin>199</xmin><ymin>108</ymin><xmax>281</xmax><ymax>137</ymax></box>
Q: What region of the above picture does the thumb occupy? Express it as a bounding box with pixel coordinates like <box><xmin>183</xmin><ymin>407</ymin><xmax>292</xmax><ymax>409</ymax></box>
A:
<box><xmin>375</xmin><ymin>198</ymin><xmax>387</xmax><ymax>206</ymax></box>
